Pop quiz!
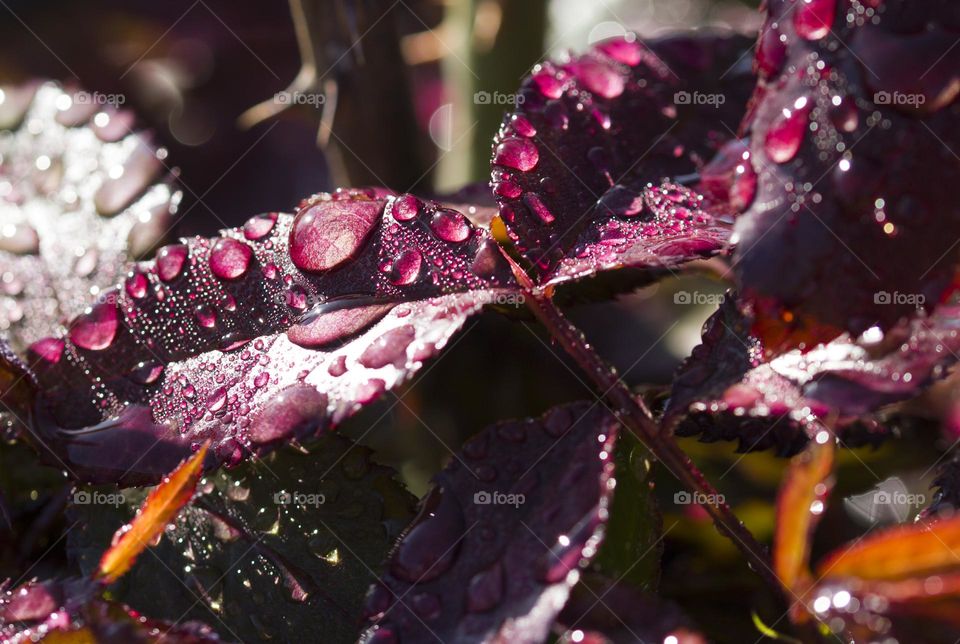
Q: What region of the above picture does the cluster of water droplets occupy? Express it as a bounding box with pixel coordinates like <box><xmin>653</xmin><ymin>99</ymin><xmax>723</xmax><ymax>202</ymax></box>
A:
<box><xmin>0</xmin><ymin>82</ymin><xmax>180</xmax><ymax>350</ymax></box>
<box><xmin>23</xmin><ymin>188</ymin><xmax>515</xmax><ymax>481</ymax></box>
<box><xmin>491</xmin><ymin>32</ymin><xmax>756</xmax><ymax>282</ymax></box>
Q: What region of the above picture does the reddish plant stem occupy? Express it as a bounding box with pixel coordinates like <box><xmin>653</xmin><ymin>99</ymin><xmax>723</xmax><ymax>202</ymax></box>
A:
<box><xmin>521</xmin><ymin>284</ymin><xmax>786</xmax><ymax>596</ymax></box>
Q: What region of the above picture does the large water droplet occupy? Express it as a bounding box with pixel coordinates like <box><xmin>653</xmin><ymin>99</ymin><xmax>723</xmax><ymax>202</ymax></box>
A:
<box><xmin>429</xmin><ymin>209</ymin><xmax>470</xmax><ymax>243</ymax></box>
<box><xmin>124</xmin><ymin>271</ymin><xmax>149</xmax><ymax>299</ymax></box>
<box><xmin>597</xmin><ymin>185</ymin><xmax>644</xmax><ymax>217</ymax></box>
<box><xmin>0</xmin><ymin>224</ymin><xmax>39</xmax><ymax>255</ymax></box>
<box><xmin>756</xmin><ymin>24</ymin><xmax>787</xmax><ymax>77</ymax></box>
<box><xmin>494</xmin><ymin>137</ymin><xmax>539</xmax><ymax>172</ymax></box>
<box><xmin>28</xmin><ymin>337</ymin><xmax>64</xmax><ymax>364</ymax></box>
<box><xmin>389</xmin><ymin>194</ymin><xmax>420</xmax><ymax>222</ymax></box>
<box><xmin>391</xmin><ymin>486</ymin><xmax>465</xmax><ymax>583</ymax></box>
<box><xmin>200</xmin><ymin>387</ymin><xmax>227</xmax><ymax>413</ymax></box>
<box><xmin>794</xmin><ymin>0</ymin><xmax>836</xmax><ymax>41</ymax></box>
<box><xmin>289</xmin><ymin>200</ymin><xmax>382</xmax><ymax>273</ymax></box>
<box><xmin>358</xmin><ymin>325</ymin><xmax>415</xmax><ymax>369</ymax></box>
<box><xmin>209</xmin><ymin>237</ymin><xmax>253</xmax><ymax>280</ymax></box>
<box><xmin>387</xmin><ymin>250</ymin><xmax>422</xmax><ymax>286</ymax></box>
<box><xmin>129</xmin><ymin>360</ymin><xmax>164</xmax><ymax>385</ymax></box>
<box><xmin>195</xmin><ymin>304</ymin><xmax>217</xmax><ymax>329</ymax></box>
<box><xmin>764</xmin><ymin>99</ymin><xmax>811</xmax><ymax>164</ymax></box>
<box><xmin>156</xmin><ymin>244</ymin><xmax>189</xmax><ymax>282</ymax></box>
<box><xmin>597</xmin><ymin>38</ymin><xmax>643</xmax><ymax>66</ymax></box>
<box><xmin>69</xmin><ymin>300</ymin><xmax>119</xmax><ymax>350</ymax></box>
<box><xmin>523</xmin><ymin>193</ymin><xmax>555</xmax><ymax>224</ymax></box>
<box><xmin>466</xmin><ymin>562</ymin><xmax>504</xmax><ymax>613</ymax></box>
<box><xmin>573</xmin><ymin>57</ymin><xmax>625</xmax><ymax>98</ymax></box>
<box><xmin>287</xmin><ymin>304</ymin><xmax>394</xmax><ymax>349</ymax></box>
<box><xmin>243</xmin><ymin>213</ymin><xmax>278</xmax><ymax>240</ymax></box>
<box><xmin>249</xmin><ymin>385</ymin><xmax>328</xmax><ymax>445</ymax></box>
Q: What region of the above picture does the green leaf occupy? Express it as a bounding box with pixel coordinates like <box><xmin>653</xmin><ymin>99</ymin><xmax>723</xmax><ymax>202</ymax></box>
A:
<box><xmin>590</xmin><ymin>431</ymin><xmax>662</xmax><ymax>591</ymax></box>
<box><xmin>68</xmin><ymin>436</ymin><xmax>416</xmax><ymax>644</ymax></box>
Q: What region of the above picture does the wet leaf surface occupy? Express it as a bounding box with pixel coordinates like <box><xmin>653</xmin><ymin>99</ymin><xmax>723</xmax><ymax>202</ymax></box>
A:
<box><xmin>13</xmin><ymin>189</ymin><xmax>516</xmax><ymax>485</ymax></box>
<box><xmin>69</xmin><ymin>436</ymin><xmax>415</xmax><ymax>644</ymax></box>
<box><xmin>361</xmin><ymin>402</ymin><xmax>618</xmax><ymax>644</ymax></box>
<box><xmin>733</xmin><ymin>0</ymin><xmax>960</xmax><ymax>352</ymax></box>
<box><xmin>667</xmin><ymin>295</ymin><xmax>960</xmax><ymax>454</ymax></box>
<box><xmin>491</xmin><ymin>33</ymin><xmax>755</xmax><ymax>287</ymax></box>
<box><xmin>0</xmin><ymin>82</ymin><xmax>180</xmax><ymax>352</ymax></box>
<box><xmin>0</xmin><ymin>577</ymin><xmax>221</xmax><ymax>643</ymax></box>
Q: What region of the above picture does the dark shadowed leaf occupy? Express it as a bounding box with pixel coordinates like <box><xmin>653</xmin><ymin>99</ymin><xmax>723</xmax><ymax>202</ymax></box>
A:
<box><xmin>361</xmin><ymin>402</ymin><xmax>619</xmax><ymax>644</ymax></box>
<box><xmin>491</xmin><ymin>33</ymin><xmax>755</xmax><ymax>286</ymax></box>
<box><xmin>14</xmin><ymin>189</ymin><xmax>517</xmax><ymax>485</ymax></box>
<box><xmin>732</xmin><ymin>0</ymin><xmax>960</xmax><ymax>352</ymax></box>
<box><xmin>0</xmin><ymin>82</ymin><xmax>180</xmax><ymax>352</ymax></box>
<box><xmin>68</xmin><ymin>436</ymin><xmax>415</xmax><ymax>644</ymax></box>
<box><xmin>0</xmin><ymin>577</ymin><xmax>221</xmax><ymax>643</ymax></box>
<box><xmin>667</xmin><ymin>295</ymin><xmax>960</xmax><ymax>454</ymax></box>
<box><xmin>553</xmin><ymin>573</ymin><xmax>705</xmax><ymax>644</ymax></box>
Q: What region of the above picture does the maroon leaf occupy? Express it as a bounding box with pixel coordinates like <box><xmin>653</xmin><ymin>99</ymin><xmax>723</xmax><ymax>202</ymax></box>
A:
<box><xmin>0</xmin><ymin>82</ymin><xmax>180</xmax><ymax>352</ymax></box>
<box><xmin>361</xmin><ymin>402</ymin><xmax>618</xmax><ymax>644</ymax></box>
<box><xmin>1</xmin><ymin>577</ymin><xmax>221</xmax><ymax>642</ymax></box>
<box><xmin>667</xmin><ymin>294</ymin><xmax>960</xmax><ymax>454</ymax></box>
<box><xmin>732</xmin><ymin>0</ymin><xmax>960</xmax><ymax>352</ymax></box>
<box><xmin>491</xmin><ymin>33</ymin><xmax>755</xmax><ymax>286</ymax></box>
<box><xmin>14</xmin><ymin>189</ymin><xmax>516</xmax><ymax>485</ymax></box>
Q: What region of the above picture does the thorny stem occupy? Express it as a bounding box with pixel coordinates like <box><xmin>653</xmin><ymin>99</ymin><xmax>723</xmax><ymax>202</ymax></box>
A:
<box><xmin>519</xmin><ymin>280</ymin><xmax>788</xmax><ymax>599</ymax></box>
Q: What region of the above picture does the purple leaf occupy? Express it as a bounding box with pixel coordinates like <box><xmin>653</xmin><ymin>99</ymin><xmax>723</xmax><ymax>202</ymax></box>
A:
<box><xmin>491</xmin><ymin>33</ymin><xmax>755</xmax><ymax>286</ymax></box>
<box><xmin>15</xmin><ymin>189</ymin><xmax>517</xmax><ymax>485</ymax></box>
<box><xmin>0</xmin><ymin>82</ymin><xmax>180</xmax><ymax>352</ymax></box>
<box><xmin>732</xmin><ymin>0</ymin><xmax>960</xmax><ymax>352</ymax></box>
<box><xmin>361</xmin><ymin>402</ymin><xmax>619</xmax><ymax>644</ymax></box>
<box><xmin>1</xmin><ymin>577</ymin><xmax>221</xmax><ymax>642</ymax></box>
<box><xmin>667</xmin><ymin>295</ymin><xmax>960</xmax><ymax>454</ymax></box>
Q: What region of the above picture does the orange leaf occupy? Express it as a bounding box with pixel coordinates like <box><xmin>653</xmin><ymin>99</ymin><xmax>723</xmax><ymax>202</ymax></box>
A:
<box><xmin>773</xmin><ymin>438</ymin><xmax>834</xmax><ymax>593</ymax></box>
<box><xmin>816</xmin><ymin>514</ymin><xmax>960</xmax><ymax>582</ymax></box>
<box><xmin>95</xmin><ymin>442</ymin><xmax>209</xmax><ymax>584</ymax></box>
